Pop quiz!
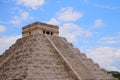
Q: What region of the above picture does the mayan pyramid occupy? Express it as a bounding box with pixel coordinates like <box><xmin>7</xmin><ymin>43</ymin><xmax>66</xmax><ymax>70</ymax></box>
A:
<box><xmin>0</xmin><ymin>22</ymin><xmax>118</xmax><ymax>80</ymax></box>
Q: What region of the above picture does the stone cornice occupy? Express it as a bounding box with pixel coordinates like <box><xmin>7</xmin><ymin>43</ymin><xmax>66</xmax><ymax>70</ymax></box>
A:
<box><xmin>22</xmin><ymin>22</ymin><xmax>59</xmax><ymax>30</ymax></box>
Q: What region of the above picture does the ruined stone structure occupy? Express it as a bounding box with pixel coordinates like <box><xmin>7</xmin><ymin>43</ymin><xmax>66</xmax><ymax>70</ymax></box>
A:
<box><xmin>0</xmin><ymin>22</ymin><xmax>118</xmax><ymax>80</ymax></box>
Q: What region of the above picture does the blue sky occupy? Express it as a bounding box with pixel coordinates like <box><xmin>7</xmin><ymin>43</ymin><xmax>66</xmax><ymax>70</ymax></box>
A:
<box><xmin>0</xmin><ymin>0</ymin><xmax>120</xmax><ymax>72</ymax></box>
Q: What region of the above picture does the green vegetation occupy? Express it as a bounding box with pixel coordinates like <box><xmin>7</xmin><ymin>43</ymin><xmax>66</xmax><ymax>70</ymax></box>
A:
<box><xmin>108</xmin><ymin>71</ymin><xmax>120</xmax><ymax>80</ymax></box>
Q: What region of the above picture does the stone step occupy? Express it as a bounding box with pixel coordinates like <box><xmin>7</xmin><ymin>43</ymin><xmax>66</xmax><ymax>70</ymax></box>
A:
<box><xmin>71</xmin><ymin>46</ymin><xmax>116</xmax><ymax>80</ymax></box>
<box><xmin>49</xmin><ymin>36</ymin><xmax>95</xmax><ymax>80</ymax></box>
<box><xmin>25</xmin><ymin>35</ymin><xmax>74</xmax><ymax>80</ymax></box>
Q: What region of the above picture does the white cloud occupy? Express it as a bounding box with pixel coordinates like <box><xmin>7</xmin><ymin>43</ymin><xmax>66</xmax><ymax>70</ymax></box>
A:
<box><xmin>93</xmin><ymin>19</ymin><xmax>104</xmax><ymax>28</ymax></box>
<box><xmin>57</xmin><ymin>7</ymin><xmax>83</xmax><ymax>22</ymax></box>
<box><xmin>0</xmin><ymin>35</ymin><xmax>21</xmax><ymax>55</ymax></box>
<box><xmin>87</xmin><ymin>46</ymin><xmax>120</xmax><ymax>72</ymax></box>
<box><xmin>60</xmin><ymin>23</ymin><xmax>92</xmax><ymax>43</ymax></box>
<box><xmin>100</xmin><ymin>37</ymin><xmax>117</xmax><ymax>44</ymax></box>
<box><xmin>99</xmin><ymin>36</ymin><xmax>120</xmax><ymax>44</ymax></box>
<box><xmin>17</xmin><ymin>0</ymin><xmax>45</xmax><ymax>10</ymax></box>
<box><xmin>48</xmin><ymin>7</ymin><xmax>83</xmax><ymax>25</ymax></box>
<box><xmin>10</xmin><ymin>11</ymin><xmax>32</xmax><ymax>25</ymax></box>
<box><xmin>101</xmin><ymin>37</ymin><xmax>115</xmax><ymax>41</ymax></box>
<box><xmin>0</xmin><ymin>25</ymin><xmax>6</xmax><ymax>32</ymax></box>
<box><xmin>47</xmin><ymin>18</ymin><xmax>60</xmax><ymax>25</ymax></box>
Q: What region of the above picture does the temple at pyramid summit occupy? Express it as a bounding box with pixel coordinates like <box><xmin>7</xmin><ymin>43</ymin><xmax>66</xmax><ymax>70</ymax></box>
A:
<box><xmin>0</xmin><ymin>22</ymin><xmax>118</xmax><ymax>80</ymax></box>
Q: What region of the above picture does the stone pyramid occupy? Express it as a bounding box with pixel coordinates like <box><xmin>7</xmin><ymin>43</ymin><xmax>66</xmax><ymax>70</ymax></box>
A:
<box><xmin>0</xmin><ymin>22</ymin><xmax>118</xmax><ymax>80</ymax></box>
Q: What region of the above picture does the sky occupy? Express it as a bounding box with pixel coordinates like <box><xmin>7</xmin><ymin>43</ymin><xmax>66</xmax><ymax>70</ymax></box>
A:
<box><xmin>0</xmin><ymin>0</ymin><xmax>120</xmax><ymax>72</ymax></box>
